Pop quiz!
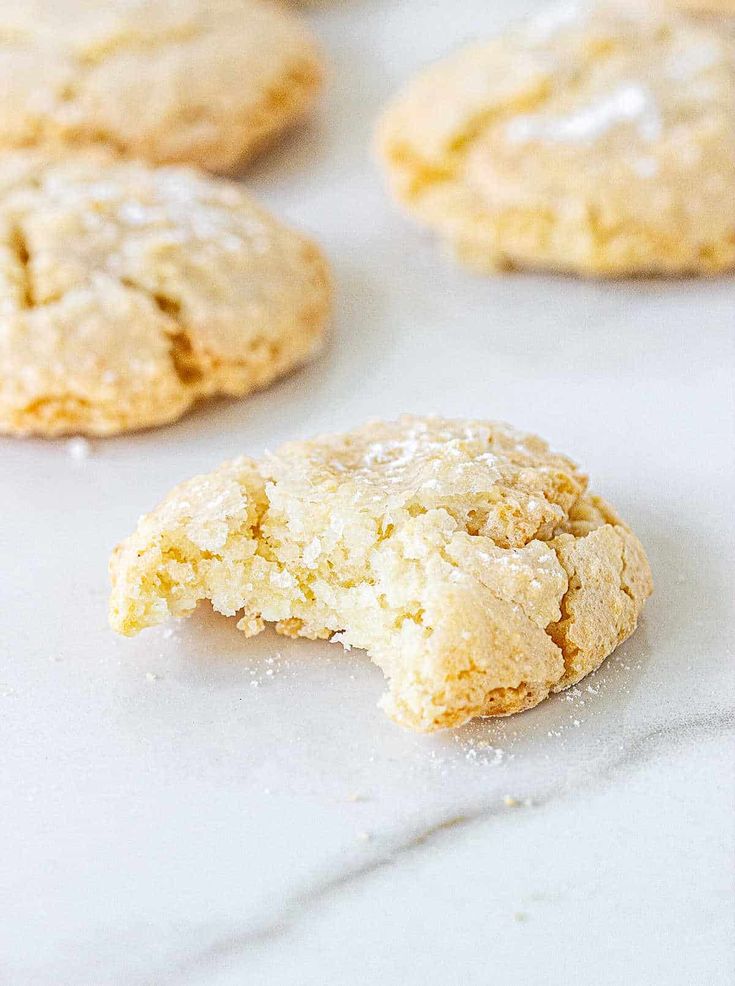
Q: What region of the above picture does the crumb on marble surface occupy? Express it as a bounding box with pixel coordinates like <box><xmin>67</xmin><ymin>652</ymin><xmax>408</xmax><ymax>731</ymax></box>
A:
<box><xmin>66</xmin><ymin>437</ymin><xmax>92</xmax><ymax>460</ymax></box>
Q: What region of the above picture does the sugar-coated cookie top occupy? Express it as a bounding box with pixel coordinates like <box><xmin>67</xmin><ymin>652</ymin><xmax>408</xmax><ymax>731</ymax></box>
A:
<box><xmin>109</xmin><ymin>416</ymin><xmax>652</xmax><ymax>731</ymax></box>
<box><xmin>0</xmin><ymin>0</ymin><xmax>322</xmax><ymax>171</ymax></box>
<box><xmin>264</xmin><ymin>416</ymin><xmax>587</xmax><ymax>549</ymax></box>
<box><xmin>378</xmin><ymin>1</ymin><xmax>735</xmax><ymax>275</ymax></box>
<box><xmin>0</xmin><ymin>152</ymin><xmax>330</xmax><ymax>436</ymax></box>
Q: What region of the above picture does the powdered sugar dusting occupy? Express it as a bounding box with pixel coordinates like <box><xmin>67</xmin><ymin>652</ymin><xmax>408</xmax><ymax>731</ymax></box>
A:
<box><xmin>505</xmin><ymin>84</ymin><xmax>663</xmax><ymax>146</ymax></box>
<box><xmin>349</xmin><ymin>420</ymin><xmax>503</xmax><ymax>501</ymax></box>
<box><xmin>66</xmin><ymin>437</ymin><xmax>92</xmax><ymax>460</ymax></box>
<box><xmin>666</xmin><ymin>39</ymin><xmax>722</xmax><ymax>82</ymax></box>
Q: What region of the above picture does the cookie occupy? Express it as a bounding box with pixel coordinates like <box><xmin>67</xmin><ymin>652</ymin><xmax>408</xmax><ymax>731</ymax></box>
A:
<box><xmin>672</xmin><ymin>0</ymin><xmax>735</xmax><ymax>12</ymax></box>
<box><xmin>0</xmin><ymin>0</ymin><xmax>322</xmax><ymax>172</ymax></box>
<box><xmin>109</xmin><ymin>416</ymin><xmax>653</xmax><ymax>732</ymax></box>
<box><xmin>0</xmin><ymin>152</ymin><xmax>330</xmax><ymax>437</ymax></box>
<box><xmin>377</xmin><ymin>2</ymin><xmax>735</xmax><ymax>277</ymax></box>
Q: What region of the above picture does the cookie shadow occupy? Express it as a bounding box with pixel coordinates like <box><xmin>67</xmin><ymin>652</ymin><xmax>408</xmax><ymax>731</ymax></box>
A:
<box><xmin>433</xmin><ymin>496</ymin><xmax>723</xmax><ymax>758</ymax></box>
<box><xmin>164</xmin><ymin>602</ymin><xmax>377</xmax><ymax>693</ymax></box>
<box><xmin>234</xmin><ymin>114</ymin><xmax>331</xmax><ymax>189</ymax></box>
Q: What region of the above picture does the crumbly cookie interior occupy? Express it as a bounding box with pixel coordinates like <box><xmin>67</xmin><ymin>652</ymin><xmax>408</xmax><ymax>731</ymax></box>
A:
<box><xmin>110</xmin><ymin>417</ymin><xmax>652</xmax><ymax>731</ymax></box>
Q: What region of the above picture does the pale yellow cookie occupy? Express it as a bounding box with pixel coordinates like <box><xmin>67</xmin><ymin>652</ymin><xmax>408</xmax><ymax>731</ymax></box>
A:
<box><xmin>109</xmin><ymin>416</ymin><xmax>653</xmax><ymax>732</ymax></box>
<box><xmin>0</xmin><ymin>152</ymin><xmax>330</xmax><ymax>437</ymax></box>
<box><xmin>671</xmin><ymin>0</ymin><xmax>735</xmax><ymax>12</ymax></box>
<box><xmin>377</xmin><ymin>2</ymin><xmax>735</xmax><ymax>277</ymax></box>
<box><xmin>0</xmin><ymin>0</ymin><xmax>322</xmax><ymax>173</ymax></box>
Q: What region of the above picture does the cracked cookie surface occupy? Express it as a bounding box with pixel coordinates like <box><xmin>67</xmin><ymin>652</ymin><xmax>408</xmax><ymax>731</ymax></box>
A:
<box><xmin>377</xmin><ymin>1</ymin><xmax>735</xmax><ymax>277</ymax></box>
<box><xmin>0</xmin><ymin>0</ymin><xmax>322</xmax><ymax>172</ymax></box>
<box><xmin>0</xmin><ymin>151</ymin><xmax>330</xmax><ymax>436</ymax></box>
<box><xmin>109</xmin><ymin>416</ymin><xmax>653</xmax><ymax>732</ymax></box>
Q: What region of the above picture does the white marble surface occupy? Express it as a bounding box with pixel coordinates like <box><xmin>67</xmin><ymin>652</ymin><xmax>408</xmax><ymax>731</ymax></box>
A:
<box><xmin>1</xmin><ymin>2</ymin><xmax>734</xmax><ymax>984</ymax></box>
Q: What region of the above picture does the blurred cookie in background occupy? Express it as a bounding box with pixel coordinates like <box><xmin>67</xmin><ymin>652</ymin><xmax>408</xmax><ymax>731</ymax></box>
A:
<box><xmin>0</xmin><ymin>0</ymin><xmax>323</xmax><ymax>173</ymax></box>
<box><xmin>0</xmin><ymin>152</ymin><xmax>331</xmax><ymax>437</ymax></box>
<box><xmin>377</xmin><ymin>2</ymin><xmax>735</xmax><ymax>278</ymax></box>
<box><xmin>670</xmin><ymin>0</ymin><xmax>734</xmax><ymax>13</ymax></box>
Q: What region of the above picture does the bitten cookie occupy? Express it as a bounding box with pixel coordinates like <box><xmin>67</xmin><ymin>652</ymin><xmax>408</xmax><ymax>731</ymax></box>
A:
<box><xmin>377</xmin><ymin>2</ymin><xmax>735</xmax><ymax>277</ymax></box>
<box><xmin>0</xmin><ymin>0</ymin><xmax>322</xmax><ymax>172</ymax></box>
<box><xmin>0</xmin><ymin>152</ymin><xmax>330</xmax><ymax>436</ymax></box>
<box><xmin>109</xmin><ymin>416</ymin><xmax>653</xmax><ymax>732</ymax></box>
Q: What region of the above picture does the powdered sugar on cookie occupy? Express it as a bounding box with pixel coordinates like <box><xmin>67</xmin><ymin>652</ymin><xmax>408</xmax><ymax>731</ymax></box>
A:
<box><xmin>377</xmin><ymin>2</ymin><xmax>735</xmax><ymax>276</ymax></box>
<box><xmin>109</xmin><ymin>416</ymin><xmax>653</xmax><ymax>732</ymax></box>
<box><xmin>0</xmin><ymin>152</ymin><xmax>330</xmax><ymax>437</ymax></box>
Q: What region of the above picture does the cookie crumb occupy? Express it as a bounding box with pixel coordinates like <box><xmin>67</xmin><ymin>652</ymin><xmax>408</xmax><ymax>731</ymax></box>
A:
<box><xmin>67</xmin><ymin>437</ymin><xmax>92</xmax><ymax>460</ymax></box>
<box><xmin>503</xmin><ymin>795</ymin><xmax>519</xmax><ymax>807</ymax></box>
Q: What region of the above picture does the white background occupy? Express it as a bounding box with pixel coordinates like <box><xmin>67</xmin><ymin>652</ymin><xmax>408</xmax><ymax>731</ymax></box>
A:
<box><xmin>1</xmin><ymin>1</ymin><xmax>734</xmax><ymax>983</ymax></box>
